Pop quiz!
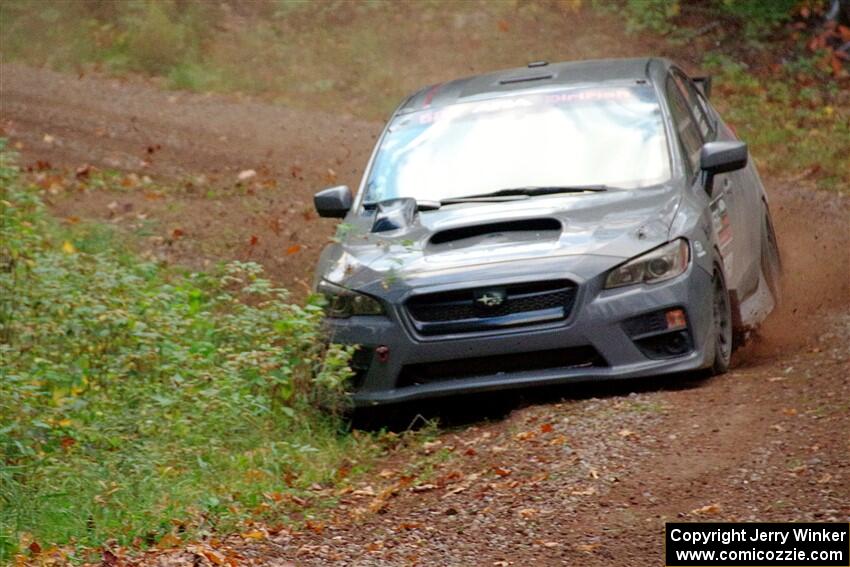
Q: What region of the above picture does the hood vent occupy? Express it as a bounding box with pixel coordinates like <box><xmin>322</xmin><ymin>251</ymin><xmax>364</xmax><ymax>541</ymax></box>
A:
<box><xmin>430</xmin><ymin>218</ymin><xmax>561</xmax><ymax>245</ymax></box>
<box><xmin>372</xmin><ymin>198</ymin><xmax>418</xmax><ymax>233</ymax></box>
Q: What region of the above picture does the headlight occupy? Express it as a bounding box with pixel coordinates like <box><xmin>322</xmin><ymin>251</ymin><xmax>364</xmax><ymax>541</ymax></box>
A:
<box><xmin>604</xmin><ymin>239</ymin><xmax>690</xmax><ymax>289</ymax></box>
<box><xmin>317</xmin><ymin>280</ymin><xmax>385</xmax><ymax>318</ymax></box>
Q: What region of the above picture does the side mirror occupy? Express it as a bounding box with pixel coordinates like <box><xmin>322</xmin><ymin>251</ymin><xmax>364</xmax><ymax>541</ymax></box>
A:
<box><xmin>700</xmin><ymin>141</ymin><xmax>747</xmax><ymax>194</ymax></box>
<box><xmin>314</xmin><ymin>185</ymin><xmax>352</xmax><ymax>218</ymax></box>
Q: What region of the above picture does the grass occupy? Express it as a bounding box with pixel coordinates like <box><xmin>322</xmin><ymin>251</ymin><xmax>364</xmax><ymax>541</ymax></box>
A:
<box><xmin>0</xmin><ymin>143</ymin><xmax>392</xmax><ymax>562</ymax></box>
<box><xmin>704</xmin><ymin>53</ymin><xmax>850</xmax><ymax>192</ymax></box>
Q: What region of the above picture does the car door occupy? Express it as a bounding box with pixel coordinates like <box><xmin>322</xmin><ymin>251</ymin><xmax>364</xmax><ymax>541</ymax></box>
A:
<box><xmin>675</xmin><ymin>70</ymin><xmax>762</xmax><ymax>298</ymax></box>
<box><xmin>665</xmin><ymin>71</ymin><xmax>745</xmax><ymax>294</ymax></box>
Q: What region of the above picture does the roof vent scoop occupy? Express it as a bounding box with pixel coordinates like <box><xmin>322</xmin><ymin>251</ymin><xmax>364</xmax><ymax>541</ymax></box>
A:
<box><xmin>372</xmin><ymin>198</ymin><xmax>418</xmax><ymax>233</ymax></box>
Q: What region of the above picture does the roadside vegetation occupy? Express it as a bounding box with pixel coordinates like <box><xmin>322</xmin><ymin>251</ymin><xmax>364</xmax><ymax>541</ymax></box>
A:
<box><xmin>0</xmin><ymin>142</ymin><xmax>386</xmax><ymax>561</ymax></box>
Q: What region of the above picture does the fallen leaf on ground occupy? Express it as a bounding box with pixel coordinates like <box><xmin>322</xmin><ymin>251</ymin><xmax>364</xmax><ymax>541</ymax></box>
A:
<box><xmin>240</xmin><ymin>529</ymin><xmax>266</xmax><ymax>540</ymax></box>
<box><xmin>290</xmin><ymin>494</ymin><xmax>308</xmax><ymax>507</ymax></box>
<box><xmin>691</xmin><ymin>503</ymin><xmax>722</xmax><ymax>516</ymax></box>
<box><xmin>237</xmin><ymin>169</ymin><xmax>257</xmax><ymax>181</ymax></box>
<box><xmin>515</xmin><ymin>430</ymin><xmax>536</xmax><ymax>441</ymax></box>
<box><xmin>75</xmin><ymin>164</ymin><xmax>92</xmax><ymax>179</ymax></box>
<box><xmin>365</xmin><ymin>541</ymin><xmax>383</xmax><ymax>552</ymax></box>
<box><xmin>618</xmin><ymin>428</ymin><xmax>636</xmax><ymax>438</ymax></box>
<box><xmin>443</xmin><ymin>485</ymin><xmax>468</xmax><ymax>497</ymax></box>
<box><xmin>493</xmin><ymin>466</ymin><xmax>512</xmax><ymax>477</ymax></box>
<box><xmin>101</xmin><ymin>549</ymin><xmax>119</xmax><ymax>566</ymax></box>
<box><xmin>157</xmin><ymin>534</ymin><xmax>181</xmax><ymax>548</ymax></box>
<box><xmin>411</xmin><ymin>483</ymin><xmax>437</xmax><ymax>493</ymax></box>
<box><xmin>202</xmin><ymin>549</ymin><xmax>226</xmax><ymax>565</ymax></box>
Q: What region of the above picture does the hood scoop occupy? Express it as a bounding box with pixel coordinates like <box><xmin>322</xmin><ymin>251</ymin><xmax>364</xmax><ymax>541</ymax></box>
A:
<box><xmin>430</xmin><ymin>218</ymin><xmax>562</xmax><ymax>246</ymax></box>
<box><xmin>372</xmin><ymin>198</ymin><xmax>419</xmax><ymax>233</ymax></box>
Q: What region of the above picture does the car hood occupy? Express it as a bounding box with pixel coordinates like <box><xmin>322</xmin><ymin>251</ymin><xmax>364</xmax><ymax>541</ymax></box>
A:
<box><xmin>319</xmin><ymin>185</ymin><xmax>682</xmax><ymax>291</ymax></box>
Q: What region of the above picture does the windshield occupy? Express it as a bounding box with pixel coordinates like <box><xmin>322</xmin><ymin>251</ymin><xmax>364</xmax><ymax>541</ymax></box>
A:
<box><xmin>364</xmin><ymin>85</ymin><xmax>671</xmax><ymax>205</ymax></box>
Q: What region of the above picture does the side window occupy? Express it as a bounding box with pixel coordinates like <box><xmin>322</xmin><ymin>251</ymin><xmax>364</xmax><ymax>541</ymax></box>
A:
<box><xmin>665</xmin><ymin>75</ymin><xmax>703</xmax><ymax>178</ymax></box>
<box><xmin>673</xmin><ymin>71</ymin><xmax>715</xmax><ymax>140</ymax></box>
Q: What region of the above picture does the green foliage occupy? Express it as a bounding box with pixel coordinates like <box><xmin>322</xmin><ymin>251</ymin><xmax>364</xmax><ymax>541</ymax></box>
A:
<box><xmin>603</xmin><ymin>0</ymin><xmax>800</xmax><ymax>39</ymax></box>
<box><xmin>720</xmin><ymin>0</ymin><xmax>799</xmax><ymax>38</ymax></box>
<box><xmin>704</xmin><ymin>54</ymin><xmax>850</xmax><ymax>192</ymax></box>
<box><xmin>0</xmin><ymin>145</ymin><xmax>371</xmax><ymax>560</ymax></box>
<box><xmin>623</xmin><ymin>0</ymin><xmax>680</xmax><ymax>35</ymax></box>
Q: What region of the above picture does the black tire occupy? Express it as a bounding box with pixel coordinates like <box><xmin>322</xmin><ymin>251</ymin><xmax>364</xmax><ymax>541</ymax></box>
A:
<box><xmin>761</xmin><ymin>208</ymin><xmax>783</xmax><ymax>306</ymax></box>
<box><xmin>710</xmin><ymin>266</ymin><xmax>733</xmax><ymax>376</ymax></box>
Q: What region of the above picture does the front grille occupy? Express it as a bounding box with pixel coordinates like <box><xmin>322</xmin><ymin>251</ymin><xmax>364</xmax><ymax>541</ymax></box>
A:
<box><xmin>397</xmin><ymin>346</ymin><xmax>606</xmax><ymax>388</ymax></box>
<box><xmin>406</xmin><ymin>280</ymin><xmax>577</xmax><ymax>336</ymax></box>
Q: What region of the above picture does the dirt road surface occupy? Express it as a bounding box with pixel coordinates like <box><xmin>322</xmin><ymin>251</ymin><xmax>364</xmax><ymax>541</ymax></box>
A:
<box><xmin>2</xmin><ymin>63</ymin><xmax>848</xmax><ymax>566</ymax></box>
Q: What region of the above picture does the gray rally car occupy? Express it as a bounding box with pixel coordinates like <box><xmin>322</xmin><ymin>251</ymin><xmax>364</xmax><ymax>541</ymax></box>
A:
<box><xmin>312</xmin><ymin>58</ymin><xmax>782</xmax><ymax>407</ymax></box>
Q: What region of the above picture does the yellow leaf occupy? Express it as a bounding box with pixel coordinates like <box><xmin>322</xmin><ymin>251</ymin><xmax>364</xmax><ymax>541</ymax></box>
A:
<box><xmin>202</xmin><ymin>549</ymin><xmax>226</xmax><ymax>565</ymax></box>
<box><xmin>57</xmin><ymin>418</ymin><xmax>72</xmax><ymax>428</ymax></box>
<box><xmin>157</xmin><ymin>533</ymin><xmax>181</xmax><ymax>548</ymax></box>
<box><xmin>51</xmin><ymin>389</ymin><xmax>65</xmax><ymax>405</ymax></box>
<box><xmin>62</xmin><ymin>241</ymin><xmax>76</xmax><ymax>254</ymax></box>
<box><xmin>691</xmin><ymin>503</ymin><xmax>722</xmax><ymax>516</ymax></box>
<box><xmin>241</xmin><ymin>529</ymin><xmax>265</xmax><ymax>540</ymax></box>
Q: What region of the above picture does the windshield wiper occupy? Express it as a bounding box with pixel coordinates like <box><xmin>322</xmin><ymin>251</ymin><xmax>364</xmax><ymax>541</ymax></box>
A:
<box><xmin>362</xmin><ymin>186</ymin><xmax>611</xmax><ymax>212</ymax></box>
<box><xmin>440</xmin><ymin>185</ymin><xmax>610</xmax><ymax>204</ymax></box>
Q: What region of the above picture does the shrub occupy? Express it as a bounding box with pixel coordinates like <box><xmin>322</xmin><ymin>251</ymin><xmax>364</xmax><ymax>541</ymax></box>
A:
<box><xmin>0</xmin><ymin>142</ymin><xmax>367</xmax><ymax>560</ymax></box>
<box><xmin>719</xmin><ymin>0</ymin><xmax>800</xmax><ymax>38</ymax></box>
<box><xmin>624</xmin><ymin>0</ymin><xmax>681</xmax><ymax>35</ymax></box>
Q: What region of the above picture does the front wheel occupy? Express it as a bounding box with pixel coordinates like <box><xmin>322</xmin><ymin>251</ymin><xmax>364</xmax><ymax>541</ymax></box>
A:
<box><xmin>710</xmin><ymin>266</ymin><xmax>733</xmax><ymax>375</ymax></box>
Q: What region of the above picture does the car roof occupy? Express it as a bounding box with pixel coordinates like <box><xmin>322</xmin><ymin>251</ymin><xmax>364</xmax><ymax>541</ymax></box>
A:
<box><xmin>398</xmin><ymin>57</ymin><xmax>672</xmax><ymax>115</ymax></box>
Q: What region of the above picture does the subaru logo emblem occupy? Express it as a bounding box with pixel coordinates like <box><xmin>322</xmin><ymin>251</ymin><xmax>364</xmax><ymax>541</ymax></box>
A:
<box><xmin>474</xmin><ymin>289</ymin><xmax>506</xmax><ymax>308</ymax></box>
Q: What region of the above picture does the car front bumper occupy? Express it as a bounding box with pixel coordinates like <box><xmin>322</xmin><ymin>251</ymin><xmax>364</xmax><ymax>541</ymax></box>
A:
<box><xmin>323</xmin><ymin>260</ymin><xmax>715</xmax><ymax>407</ymax></box>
